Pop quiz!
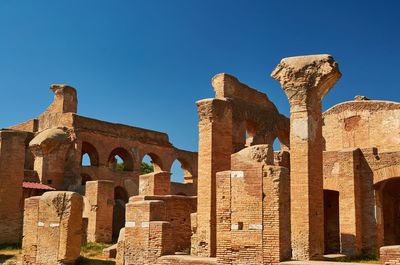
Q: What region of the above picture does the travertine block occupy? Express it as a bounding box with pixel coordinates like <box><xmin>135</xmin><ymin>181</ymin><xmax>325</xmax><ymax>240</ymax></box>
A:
<box><xmin>22</xmin><ymin>191</ymin><xmax>83</xmax><ymax>265</ymax></box>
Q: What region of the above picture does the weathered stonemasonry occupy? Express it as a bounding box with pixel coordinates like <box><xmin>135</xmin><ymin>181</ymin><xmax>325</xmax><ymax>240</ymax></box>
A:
<box><xmin>195</xmin><ymin>73</ymin><xmax>289</xmax><ymax>257</ymax></box>
<box><xmin>1</xmin><ymin>53</ymin><xmax>399</xmax><ymax>265</ymax></box>
<box><xmin>117</xmin><ymin>195</ymin><xmax>196</xmax><ymax>264</ymax></box>
<box><xmin>272</xmin><ymin>54</ymin><xmax>342</xmax><ymax>260</ymax></box>
<box><xmin>85</xmin><ymin>180</ymin><xmax>114</xmax><ymax>243</ymax></box>
<box><xmin>322</xmin><ymin>98</ymin><xmax>400</xmax><ymax>257</ymax></box>
<box><xmin>1</xmin><ymin>84</ymin><xmax>198</xmax><ymax>244</ymax></box>
<box><xmin>21</xmin><ymin>191</ymin><xmax>83</xmax><ymax>265</ymax></box>
<box><xmin>216</xmin><ymin>145</ymin><xmax>291</xmax><ymax>265</ymax></box>
<box><xmin>139</xmin><ymin>171</ymin><xmax>171</xmax><ymax>195</ymax></box>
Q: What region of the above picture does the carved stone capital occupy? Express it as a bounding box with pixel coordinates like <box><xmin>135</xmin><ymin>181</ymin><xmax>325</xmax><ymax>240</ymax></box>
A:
<box><xmin>271</xmin><ymin>54</ymin><xmax>341</xmax><ymax>110</ymax></box>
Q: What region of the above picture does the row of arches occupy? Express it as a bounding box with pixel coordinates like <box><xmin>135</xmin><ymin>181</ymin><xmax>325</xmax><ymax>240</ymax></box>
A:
<box><xmin>80</xmin><ymin>142</ymin><xmax>193</xmax><ymax>183</ymax></box>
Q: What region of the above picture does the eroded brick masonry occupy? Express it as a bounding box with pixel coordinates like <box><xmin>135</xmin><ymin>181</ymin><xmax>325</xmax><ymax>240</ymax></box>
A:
<box><xmin>0</xmin><ymin>54</ymin><xmax>399</xmax><ymax>264</ymax></box>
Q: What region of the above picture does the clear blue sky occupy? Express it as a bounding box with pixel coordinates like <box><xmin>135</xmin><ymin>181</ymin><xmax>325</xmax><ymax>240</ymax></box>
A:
<box><xmin>1</xmin><ymin>1</ymin><xmax>399</xmax><ymax>181</ymax></box>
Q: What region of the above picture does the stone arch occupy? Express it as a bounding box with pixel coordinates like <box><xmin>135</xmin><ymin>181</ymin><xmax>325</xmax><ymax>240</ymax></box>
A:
<box><xmin>245</xmin><ymin>120</ymin><xmax>258</xmax><ymax>146</ymax></box>
<box><xmin>170</xmin><ymin>157</ymin><xmax>194</xmax><ymax>184</ymax></box>
<box><xmin>108</xmin><ymin>147</ymin><xmax>134</xmax><ymax>171</ymax></box>
<box><xmin>141</xmin><ymin>152</ymin><xmax>163</xmax><ymax>172</ymax></box>
<box><xmin>373</xmin><ymin>165</ymin><xmax>400</xmax><ymax>185</ymax></box>
<box><xmin>81</xmin><ymin>141</ymin><xmax>99</xmax><ymax>166</ymax></box>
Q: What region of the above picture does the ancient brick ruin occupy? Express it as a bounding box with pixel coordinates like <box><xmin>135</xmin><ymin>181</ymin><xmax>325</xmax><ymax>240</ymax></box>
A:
<box><xmin>0</xmin><ymin>54</ymin><xmax>399</xmax><ymax>264</ymax></box>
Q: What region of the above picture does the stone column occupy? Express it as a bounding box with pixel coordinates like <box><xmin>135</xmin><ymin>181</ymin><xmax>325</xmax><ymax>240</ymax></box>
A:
<box><xmin>195</xmin><ymin>98</ymin><xmax>232</xmax><ymax>257</ymax></box>
<box><xmin>272</xmin><ymin>54</ymin><xmax>341</xmax><ymax>260</ymax></box>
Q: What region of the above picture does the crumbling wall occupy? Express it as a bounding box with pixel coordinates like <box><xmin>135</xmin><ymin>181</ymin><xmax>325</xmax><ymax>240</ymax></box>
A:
<box><xmin>196</xmin><ymin>73</ymin><xmax>289</xmax><ymax>257</ymax></box>
<box><xmin>22</xmin><ymin>191</ymin><xmax>83</xmax><ymax>265</ymax></box>
<box><xmin>216</xmin><ymin>145</ymin><xmax>290</xmax><ymax>265</ymax></box>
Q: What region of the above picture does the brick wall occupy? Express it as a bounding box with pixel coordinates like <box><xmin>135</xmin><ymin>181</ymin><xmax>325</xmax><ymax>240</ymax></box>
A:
<box><xmin>0</xmin><ymin>130</ymin><xmax>27</xmax><ymax>243</ymax></box>
<box><xmin>216</xmin><ymin>145</ymin><xmax>290</xmax><ymax>265</ymax></box>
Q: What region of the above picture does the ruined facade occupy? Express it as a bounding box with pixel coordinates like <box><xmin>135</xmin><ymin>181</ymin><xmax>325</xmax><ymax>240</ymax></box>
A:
<box><xmin>0</xmin><ymin>54</ymin><xmax>399</xmax><ymax>265</ymax></box>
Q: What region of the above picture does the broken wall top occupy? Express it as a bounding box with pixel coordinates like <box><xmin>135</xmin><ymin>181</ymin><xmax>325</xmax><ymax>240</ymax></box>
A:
<box><xmin>8</xmin><ymin>84</ymin><xmax>175</xmax><ymax>147</ymax></box>
<box><xmin>212</xmin><ymin>73</ymin><xmax>278</xmax><ymax>111</ymax></box>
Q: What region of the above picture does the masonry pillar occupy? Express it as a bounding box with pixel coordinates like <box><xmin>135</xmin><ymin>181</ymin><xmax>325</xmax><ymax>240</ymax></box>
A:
<box><xmin>0</xmin><ymin>130</ymin><xmax>27</xmax><ymax>244</ymax></box>
<box><xmin>338</xmin><ymin>149</ymin><xmax>362</xmax><ymax>256</ymax></box>
<box><xmin>196</xmin><ymin>98</ymin><xmax>232</xmax><ymax>257</ymax></box>
<box><xmin>85</xmin><ymin>180</ymin><xmax>114</xmax><ymax>243</ymax></box>
<box><xmin>272</xmin><ymin>54</ymin><xmax>341</xmax><ymax>260</ymax></box>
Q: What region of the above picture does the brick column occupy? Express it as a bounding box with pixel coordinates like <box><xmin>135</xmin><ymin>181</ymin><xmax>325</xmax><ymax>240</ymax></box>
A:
<box><xmin>272</xmin><ymin>54</ymin><xmax>341</xmax><ymax>260</ymax></box>
<box><xmin>338</xmin><ymin>149</ymin><xmax>362</xmax><ymax>255</ymax></box>
<box><xmin>85</xmin><ymin>180</ymin><xmax>114</xmax><ymax>243</ymax></box>
<box><xmin>196</xmin><ymin>98</ymin><xmax>232</xmax><ymax>257</ymax></box>
<box><xmin>0</xmin><ymin>130</ymin><xmax>27</xmax><ymax>244</ymax></box>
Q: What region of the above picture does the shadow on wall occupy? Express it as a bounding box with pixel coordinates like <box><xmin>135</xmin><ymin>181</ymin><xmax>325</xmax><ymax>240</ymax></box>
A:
<box><xmin>113</xmin><ymin>186</ymin><xmax>129</xmax><ymax>241</ymax></box>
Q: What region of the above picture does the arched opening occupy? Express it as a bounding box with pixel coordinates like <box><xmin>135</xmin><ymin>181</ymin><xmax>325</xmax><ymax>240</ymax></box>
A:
<box><xmin>245</xmin><ymin>120</ymin><xmax>257</xmax><ymax>147</ymax></box>
<box><xmin>141</xmin><ymin>153</ymin><xmax>163</xmax><ymax>173</ymax></box>
<box><xmin>113</xmin><ymin>186</ymin><xmax>129</xmax><ymax>241</ymax></box>
<box><xmin>170</xmin><ymin>159</ymin><xmax>193</xmax><ymax>184</ymax></box>
<box><xmin>81</xmin><ymin>142</ymin><xmax>99</xmax><ymax>167</ymax></box>
<box><xmin>273</xmin><ymin>137</ymin><xmax>282</xmax><ymax>152</ymax></box>
<box><xmin>324</xmin><ymin>190</ymin><xmax>340</xmax><ymax>254</ymax></box>
<box><xmin>381</xmin><ymin>177</ymin><xmax>400</xmax><ymax>245</ymax></box>
<box><xmin>108</xmin><ymin>147</ymin><xmax>134</xmax><ymax>171</ymax></box>
<box><xmin>82</xmin><ymin>153</ymin><xmax>91</xmax><ymax>166</ymax></box>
